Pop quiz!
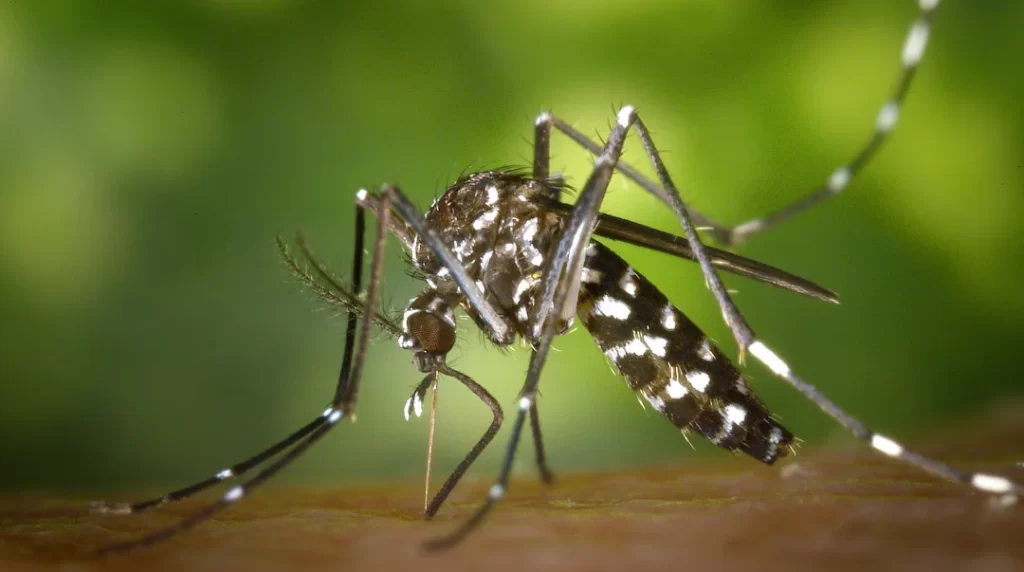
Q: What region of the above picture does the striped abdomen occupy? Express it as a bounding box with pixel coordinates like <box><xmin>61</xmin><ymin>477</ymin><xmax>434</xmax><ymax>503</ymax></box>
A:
<box><xmin>577</xmin><ymin>241</ymin><xmax>793</xmax><ymax>464</ymax></box>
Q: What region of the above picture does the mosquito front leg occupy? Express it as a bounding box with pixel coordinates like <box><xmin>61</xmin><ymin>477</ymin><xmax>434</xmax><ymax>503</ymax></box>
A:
<box><xmin>95</xmin><ymin>189</ymin><xmax>391</xmax><ymax>555</ymax></box>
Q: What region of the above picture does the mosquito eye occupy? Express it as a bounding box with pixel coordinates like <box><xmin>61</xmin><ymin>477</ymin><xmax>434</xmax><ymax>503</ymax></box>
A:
<box><xmin>406</xmin><ymin>311</ymin><xmax>456</xmax><ymax>355</ymax></box>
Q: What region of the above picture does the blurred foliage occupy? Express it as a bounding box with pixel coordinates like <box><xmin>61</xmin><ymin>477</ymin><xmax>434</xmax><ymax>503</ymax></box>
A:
<box><xmin>0</xmin><ymin>0</ymin><xmax>1022</xmax><ymax>492</ymax></box>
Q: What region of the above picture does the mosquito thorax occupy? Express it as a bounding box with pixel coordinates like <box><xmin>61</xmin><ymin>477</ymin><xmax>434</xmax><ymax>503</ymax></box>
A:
<box><xmin>406</xmin><ymin>171</ymin><xmax>567</xmax><ymax>347</ymax></box>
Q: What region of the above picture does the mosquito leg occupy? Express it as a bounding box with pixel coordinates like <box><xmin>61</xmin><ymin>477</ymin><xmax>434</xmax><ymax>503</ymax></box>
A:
<box><xmin>621</xmin><ymin>106</ymin><xmax>1010</xmax><ymax>511</ymax></box>
<box><xmin>545</xmin><ymin>114</ymin><xmax>724</xmax><ymax>237</ymax></box>
<box><xmin>744</xmin><ymin>340</ymin><xmax>1022</xmax><ymax>500</ymax></box>
<box><xmin>96</xmin><ymin>192</ymin><xmax>390</xmax><ymax>555</ymax></box>
<box><xmin>527</xmin><ymin>113</ymin><xmax>563</xmax><ymax>486</ymax></box>
<box><xmin>529</xmin><ymin>402</ymin><xmax>555</xmax><ymax>485</ymax></box>
<box><xmin>534</xmin><ymin>111</ymin><xmax>552</xmax><ymax>180</ymax></box>
<box><xmin>98</xmin><ymin>409</ymin><xmax>345</xmax><ymax>555</ymax></box>
<box><xmin>726</xmin><ymin>0</ymin><xmax>939</xmax><ymax>245</ymax></box>
<box><xmin>630</xmin><ymin>113</ymin><xmax>758</xmax><ymax>357</ymax></box>
<box><xmin>93</xmin><ymin>206</ymin><xmax>369</xmax><ymax>521</ymax></box>
<box><xmin>545</xmin><ymin>3</ymin><xmax>940</xmax><ymax>247</ymax></box>
<box><xmin>423</xmin><ymin>365</ymin><xmax>504</xmax><ymax>520</ymax></box>
<box><xmin>426</xmin><ymin>105</ymin><xmax>636</xmax><ymax>550</ymax></box>
<box><xmin>90</xmin><ymin>416</ymin><xmax>327</xmax><ymax>516</ymax></box>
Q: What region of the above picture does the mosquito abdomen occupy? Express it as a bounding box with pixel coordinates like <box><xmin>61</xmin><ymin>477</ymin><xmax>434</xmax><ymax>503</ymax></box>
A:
<box><xmin>576</xmin><ymin>240</ymin><xmax>793</xmax><ymax>464</ymax></box>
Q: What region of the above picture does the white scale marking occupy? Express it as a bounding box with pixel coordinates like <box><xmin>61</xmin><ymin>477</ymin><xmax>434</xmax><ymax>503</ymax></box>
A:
<box><xmin>519</xmin><ymin>396</ymin><xmax>533</xmax><ymax>411</ymax></box>
<box><xmin>581</xmin><ymin>267</ymin><xmax>603</xmax><ymax>284</ymax></box>
<box><xmin>486</xmin><ymin>185</ymin><xmax>500</xmax><ymax>205</ymax></box>
<box><xmin>827</xmin><ymin>167</ymin><xmax>851</xmax><ymax>194</ymax></box>
<box><xmin>749</xmin><ymin>341</ymin><xmax>792</xmax><ymax>376</ymax></box>
<box><xmin>413</xmin><ymin>391</ymin><xmax>424</xmax><ymax>417</ymax></box>
<box><xmin>472</xmin><ymin>208</ymin><xmax>499</xmax><ymax>231</ymax></box>
<box><xmin>224</xmin><ymin>486</ymin><xmax>244</xmax><ymax>502</ymax></box>
<box><xmin>660</xmin><ymin>305</ymin><xmax>676</xmax><ymax>330</ymax></box>
<box><xmin>732</xmin><ymin>219</ymin><xmax>764</xmax><ymax>237</ymax></box>
<box><xmin>972</xmin><ymin>473</ymin><xmax>1014</xmax><ymax>494</ymax></box>
<box><xmin>871</xmin><ymin>434</ymin><xmax>904</xmax><ymax>457</ymax></box>
<box><xmin>488</xmin><ymin>484</ymin><xmax>505</xmax><ymax>500</ymax></box>
<box><xmin>594</xmin><ymin>295</ymin><xmax>631</xmax><ymax>320</ymax></box>
<box><xmin>216</xmin><ymin>469</ymin><xmax>234</xmax><ymax>480</ymax></box>
<box><xmin>619</xmin><ymin>270</ymin><xmax>638</xmax><ymax>297</ymax></box>
<box><xmin>604</xmin><ymin>346</ymin><xmax>625</xmax><ymax>360</ymax></box>
<box><xmin>902</xmin><ymin>21</ymin><xmax>930</xmax><ymax>67</ymax></box>
<box><xmin>686</xmin><ymin>370</ymin><xmax>711</xmax><ymax>393</ymax></box>
<box><xmin>513</xmin><ymin>277</ymin><xmax>534</xmax><ymax>304</ymax></box>
<box><xmin>427</xmin><ymin>297</ymin><xmax>444</xmax><ymax>313</ymax></box>
<box><xmin>453</xmin><ymin>239</ymin><xmax>471</xmax><ymax>259</ymax></box>
<box><xmin>697</xmin><ymin>339</ymin><xmax>715</xmax><ymax>362</ymax></box>
<box><xmin>402</xmin><ymin>308</ymin><xmax>421</xmax><ymax>332</ymax></box>
<box><xmin>644</xmin><ymin>393</ymin><xmax>666</xmax><ymax>412</ymax></box>
<box><xmin>617</xmin><ymin>105</ymin><xmax>635</xmax><ymax>128</ymax></box>
<box><xmin>876</xmin><ymin>102</ymin><xmax>900</xmax><ymax>133</ymax></box>
<box><xmin>328</xmin><ymin>410</ymin><xmax>343</xmax><ymax>424</ymax></box>
<box><xmin>665</xmin><ymin>379</ymin><xmax>688</xmax><ymax>399</ymax></box>
<box><xmin>623</xmin><ymin>338</ymin><xmax>648</xmax><ymax>356</ymax></box>
<box><xmin>766</xmin><ymin>426</ymin><xmax>784</xmax><ymax>458</ymax></box>
<box><xmin>521</xmin><ymin>218</ymin><xmax>539</xmax><ymax>242</ymax></box>
<box><xmin>516</xmin><ymin>306</ymin><xmax>529</xmax><ymax>322</ymax></box>
<box><xmin>724</xmin><ymin>404</ymin><xmax>747</xmax><ymax>425</ymax></box>
<box><xmin>643</xmin><ymin>334</ymin><xmax>668</xmax><ymax>357</ymax></box>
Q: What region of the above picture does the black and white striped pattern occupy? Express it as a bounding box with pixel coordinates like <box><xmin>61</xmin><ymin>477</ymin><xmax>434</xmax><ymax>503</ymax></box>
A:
<box><xmin>724</xmin><ymin>0</ymin><xmax>941</xmax><ymax>245</ymax></box>
<box><xmin>577</xmin><ymin>241</ymin><xmax>792</xmax><ymax>464</ymax></box>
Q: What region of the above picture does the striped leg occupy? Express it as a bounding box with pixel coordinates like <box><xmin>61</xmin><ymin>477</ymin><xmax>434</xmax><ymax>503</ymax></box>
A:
<box><xmin>540</xmin><ymin>0</ymin><xmax>941</xmax><ymax>247</ymax></box>
<box><xmin>91</xmin><ymin>203</ymin><xmax>373</xmax><ymax>522</ymax></box>
<box><xmin>726</xmin><ymin>0</ymin><xmax>940</xmax><ymax>245</ymax></box>
<box><xmin>622</xmin><ymin>103</ymin><xmax>1022</xmax><ymax>502</ymax></box>
<box><xmin>90</xmin><ymin>415</ymin><xmax>328</xmax><ymax>516</ymax></box>
<box><xmin>96</xmin><ymin>184</ymin><xmax>392</xmax><ymax>555</ymax></box>
<box><xmin>747</xmin><ymin>340</ymin><xmax>1022</xmax><ymax>500</ymax></box>
<box><xmin>425</xmin><ymin>104</ymin><xmax>637</xmax><ymax>550</ymax></box>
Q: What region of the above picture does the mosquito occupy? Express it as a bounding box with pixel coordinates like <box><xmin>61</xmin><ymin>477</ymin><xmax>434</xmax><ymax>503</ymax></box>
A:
<box><xmin>92</xmin><ymin>0</ymin><xmax>1020</xmax><ymax>554</ymax></box>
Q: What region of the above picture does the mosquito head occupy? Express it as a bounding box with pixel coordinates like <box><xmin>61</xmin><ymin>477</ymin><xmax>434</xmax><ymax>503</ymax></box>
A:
<box><xmin>399</xmin><ymin>293</ymin><xmax>459</xmax><ymax>372</ymax></box>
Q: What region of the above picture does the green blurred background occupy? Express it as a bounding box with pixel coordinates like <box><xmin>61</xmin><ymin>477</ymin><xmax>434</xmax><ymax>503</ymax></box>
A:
<box><xmin>1</xmin><ymin>0</ymin><xmax>1022</xmax><ymax>494</ymax></box>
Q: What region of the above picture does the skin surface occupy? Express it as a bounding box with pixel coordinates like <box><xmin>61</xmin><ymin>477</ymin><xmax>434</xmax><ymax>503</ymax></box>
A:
<box><xmin>2</xmin><ymin>405</ymin><xmax>1022</xmax><ymax>572</ymax></box>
